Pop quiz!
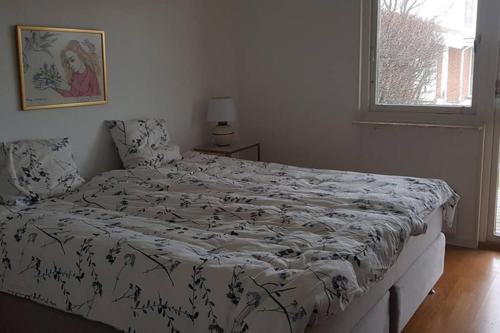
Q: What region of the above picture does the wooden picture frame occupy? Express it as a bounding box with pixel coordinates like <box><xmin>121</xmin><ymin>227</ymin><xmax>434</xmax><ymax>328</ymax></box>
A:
<box><xmin>16</xmin><ymin>25</ymin><xmax>108</xmax><ymax>111</ymax></box>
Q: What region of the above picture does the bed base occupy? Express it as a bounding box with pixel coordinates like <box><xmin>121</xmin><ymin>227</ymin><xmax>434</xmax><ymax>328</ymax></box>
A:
<box><xmin>390</xmin><ymin>233</ymin><xmax>445</xmax><ymax>333</ymax></box>
<box><xmin>0</xmin><ymin>292</ymin><xmax>117</xmax><ymax>333</ymax></box>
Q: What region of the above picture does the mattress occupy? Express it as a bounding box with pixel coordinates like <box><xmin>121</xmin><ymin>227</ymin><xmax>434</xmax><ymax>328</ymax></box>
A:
<box><xmin>308</xmin><ymin>208</ymin><xmax>443</xmax><ymax>333</ymax></box>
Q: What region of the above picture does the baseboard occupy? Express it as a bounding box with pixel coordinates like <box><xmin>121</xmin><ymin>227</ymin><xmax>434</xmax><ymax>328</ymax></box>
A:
<box><xmin>478</xmin><ymin>241</ymin><xmax>500</xmax><ymax>251</ymax></box>
<box><xmin>445</xmin><ymin>238</ymin><xmax>478</xmax><ymax>249</ymax></box>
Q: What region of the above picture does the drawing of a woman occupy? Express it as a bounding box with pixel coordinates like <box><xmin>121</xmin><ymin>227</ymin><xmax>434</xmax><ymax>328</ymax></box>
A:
<box><xmin>54</xmin><ymin>40</ymin><xmax>101</xmax><ymax>98</ymax></box>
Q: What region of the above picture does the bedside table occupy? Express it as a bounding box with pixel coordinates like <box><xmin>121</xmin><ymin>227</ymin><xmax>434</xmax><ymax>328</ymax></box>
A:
<box><xmin>194</xmin><ymin>142</ymin><xmax>261</xmax><ymax>161</ymax></box>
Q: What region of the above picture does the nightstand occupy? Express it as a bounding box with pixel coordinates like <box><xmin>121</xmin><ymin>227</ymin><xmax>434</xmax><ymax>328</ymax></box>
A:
<box><xmin>194</xmin><ymin>142</ymin><xmax>261</xmax><ymax>161</ymax></box>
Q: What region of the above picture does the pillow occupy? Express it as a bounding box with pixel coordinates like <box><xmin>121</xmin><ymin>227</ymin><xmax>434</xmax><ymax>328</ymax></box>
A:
<box><xmin>0</xmin><ymin>138</ymin><xmax>85</xmax><ymax>205</ymax></box>
<box><xmin>106</xmin><ymin>119</ymin><xmax>182</xmax><ymax>169</ymax></box>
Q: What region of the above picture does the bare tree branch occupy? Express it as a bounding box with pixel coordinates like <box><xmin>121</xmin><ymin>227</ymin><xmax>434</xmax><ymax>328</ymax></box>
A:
<box><xmin>377</xmin><ymin>5</ymin><xmax>445</xmax><ymax>105</ymax></box>
<box><xmin>381</xmin><ymin>0</ymin><xmax>427</xmax><ymax>15</ymax></box>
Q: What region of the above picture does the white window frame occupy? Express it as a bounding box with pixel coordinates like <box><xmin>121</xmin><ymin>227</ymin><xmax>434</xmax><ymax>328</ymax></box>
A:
<box><xmin>467</xmin><ymin>47</ymin><xmax>475</xmax><ymax>99</ymax></box>
<box><xmin>365</xmin><ymin>0</ymin><xmax>481</xmax><ymax>115</ymax></box>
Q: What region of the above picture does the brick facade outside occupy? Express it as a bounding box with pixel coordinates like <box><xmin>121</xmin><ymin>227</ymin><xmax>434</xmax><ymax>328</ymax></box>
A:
<box><xmin>435</xmin><ymin>46</ymin><xmax>473</xmax><ymax>104</ymax></box>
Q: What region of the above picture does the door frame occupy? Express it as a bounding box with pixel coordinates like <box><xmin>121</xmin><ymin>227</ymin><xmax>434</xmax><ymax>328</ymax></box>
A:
<box><xmin>483</xmin><ymin>13</ymin><xmax>500</xmax><ymax>244</ymax></box>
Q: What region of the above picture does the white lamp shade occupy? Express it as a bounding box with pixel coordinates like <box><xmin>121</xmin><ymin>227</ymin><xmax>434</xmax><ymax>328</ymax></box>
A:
<box><xmin>207</xmin><ymin>97</ymin><xmax>237</xmax><ymax>122</ymax></box>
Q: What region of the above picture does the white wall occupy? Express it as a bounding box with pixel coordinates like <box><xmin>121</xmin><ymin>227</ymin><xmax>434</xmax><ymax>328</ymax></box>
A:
<box><xmin>0</xmin><ymin>0</ymin><xmax>237</xmax><ymax>179</ymax></box>
<box><xmin>232</xmin><ymin>0</ymin><xmax>499</xmax><ymax>248</ymax></box>
<box><xmin>235</xmin><ymin>0</ymin><xmax>361</xmax><ymax>171</ymax></box>
<box><xmin>359</xmin><ymin>125</ymin><xmax>484</xmax><ymax>247</ymax></box>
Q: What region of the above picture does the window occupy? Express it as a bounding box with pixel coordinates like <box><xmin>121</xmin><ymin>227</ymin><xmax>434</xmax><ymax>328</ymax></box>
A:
<box><xmin>372</xmin><ymin>0</ymin><xmax>478</xmax><ymax>110</ymax></box>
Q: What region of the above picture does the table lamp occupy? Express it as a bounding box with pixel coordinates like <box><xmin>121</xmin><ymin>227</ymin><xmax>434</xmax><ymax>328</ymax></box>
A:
<box><xmin>207</xmin><ymin>97</ymin><xmax>237</xmax><ymax>146</ymax></box>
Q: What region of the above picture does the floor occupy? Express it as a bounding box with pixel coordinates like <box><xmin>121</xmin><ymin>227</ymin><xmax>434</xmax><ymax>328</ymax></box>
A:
<box><xmin>403</xmin><ymin>246</ymin><xmax>500</xmax><ymax>333</ymax></box>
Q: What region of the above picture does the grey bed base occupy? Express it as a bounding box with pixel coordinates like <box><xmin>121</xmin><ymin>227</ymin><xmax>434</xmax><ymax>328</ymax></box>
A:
<box><xmin>0</xmin><ymin>234</ymin><xmax>446</xmax><ymax>333</ymax></box>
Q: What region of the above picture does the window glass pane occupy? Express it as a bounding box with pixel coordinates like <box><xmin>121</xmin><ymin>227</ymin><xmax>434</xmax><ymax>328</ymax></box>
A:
<box><xmin>375</xmin><ymin>0</ymin><xmax>478</xmax><ymax>107</ymax></box>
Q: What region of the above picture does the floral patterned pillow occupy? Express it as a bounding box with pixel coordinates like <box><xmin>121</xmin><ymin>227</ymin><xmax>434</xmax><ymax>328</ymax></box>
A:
<box><xmin>0</xmin><ymin>138</ymin><xmax>85</xmax><ymax>205</ymax></box>
<box><xmin>106</xmin><ymin>119</ymin><xmax>182</xmax><ymax>169</ymax></box>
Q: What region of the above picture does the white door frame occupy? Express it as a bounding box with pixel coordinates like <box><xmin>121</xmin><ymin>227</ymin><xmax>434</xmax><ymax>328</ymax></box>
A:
<box><xmin>483</xmin><ymin>12</ymin><xmax>500</xmax><ymax>244</ymax></box>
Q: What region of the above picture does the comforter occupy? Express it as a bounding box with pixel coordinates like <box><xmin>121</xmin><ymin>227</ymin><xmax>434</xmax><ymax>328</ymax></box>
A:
<box><xmin>0</xmin><ymin>152</ymin><xmax>458</xmax><ymax>333</ymax></box>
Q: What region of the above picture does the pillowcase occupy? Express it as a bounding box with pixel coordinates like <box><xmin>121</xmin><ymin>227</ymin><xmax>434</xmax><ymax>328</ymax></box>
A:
<box><xmin>106</xmin><ymin>119</ymin><xmax>182</xmax><ymax>169</ymax></box>
<box><xmin>0</xmin><ymin>138</ymin><xmax>85</xmax><ymax>205</ymax></box>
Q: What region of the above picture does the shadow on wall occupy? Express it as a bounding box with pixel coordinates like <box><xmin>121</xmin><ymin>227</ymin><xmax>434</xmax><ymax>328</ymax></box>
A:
<box><xmin>78</xmin><ymin>123</ymin><xmax>122</xmax><ymax>179</ymax></box>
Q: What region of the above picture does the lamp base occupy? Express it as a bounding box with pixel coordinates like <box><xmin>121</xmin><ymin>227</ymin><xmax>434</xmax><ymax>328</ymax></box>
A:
<box><xmin>212</xmin><ymin>122</ymin><xmax>235</xmax><ymax>146</ymax></box>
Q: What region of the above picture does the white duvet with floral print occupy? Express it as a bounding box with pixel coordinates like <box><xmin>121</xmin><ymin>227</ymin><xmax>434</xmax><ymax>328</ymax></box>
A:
<box><xmin>0</xmin><ymin>152</ymin><xmax>458</xmax><ymax>333</ymax></box>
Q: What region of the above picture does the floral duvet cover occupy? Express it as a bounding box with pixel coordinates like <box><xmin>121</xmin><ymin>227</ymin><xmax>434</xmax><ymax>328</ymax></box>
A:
<box><xmin>0</xmin><ymin>152</ymin><xmax>458</xmax><ymax>333</ymax></box>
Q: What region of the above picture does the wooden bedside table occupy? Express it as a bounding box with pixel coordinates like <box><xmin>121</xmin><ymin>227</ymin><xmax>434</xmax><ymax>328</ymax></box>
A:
<box><xmin>194</xmin><ymin>142</ymin><xmax>261</xmax><ymax>161</ymax></box>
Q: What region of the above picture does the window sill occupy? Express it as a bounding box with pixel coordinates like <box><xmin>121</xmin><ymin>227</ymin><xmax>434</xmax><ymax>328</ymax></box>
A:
<box><xmin>369</xmin><ymin>105</ymin><xmax>475</xmax><ymax>115</ymax></box>
<box><xmin>353</xmin><ymin>120</ymin><xmax>484</xmax><ymax>131</ymax></box>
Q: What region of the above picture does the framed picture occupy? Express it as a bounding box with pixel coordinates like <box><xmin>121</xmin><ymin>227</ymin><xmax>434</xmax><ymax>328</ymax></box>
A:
<box><xmin>16</xmin><ymin>25</ymin><xmax>108</xmax><ymax>111</ymax></box>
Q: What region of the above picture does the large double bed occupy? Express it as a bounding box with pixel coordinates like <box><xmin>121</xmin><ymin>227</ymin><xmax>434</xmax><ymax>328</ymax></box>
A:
<box><xmin>0</xmin><ymin>151</ymin><xmax>458</xmax><ymax>333</ymax></box>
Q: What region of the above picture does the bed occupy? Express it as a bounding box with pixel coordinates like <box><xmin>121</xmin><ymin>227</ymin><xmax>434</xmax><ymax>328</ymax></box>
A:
<box><xmin>0</xmin><ymin>152</ymin><xmax>458</xmax><ymax>333</ymax></box>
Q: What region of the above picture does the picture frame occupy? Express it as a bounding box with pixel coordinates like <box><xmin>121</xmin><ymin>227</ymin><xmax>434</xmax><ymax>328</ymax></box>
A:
<box><xmin>16</xmin><ymin>25</ymin><xmax>108</xmax><ymax>111</ymax></box>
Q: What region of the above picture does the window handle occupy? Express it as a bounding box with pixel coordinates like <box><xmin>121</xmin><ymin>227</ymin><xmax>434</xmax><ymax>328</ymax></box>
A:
<box><xmin>474</xmin><ymin>34</ymin><xmax>482</xmax><ymax>54</ymax></box>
